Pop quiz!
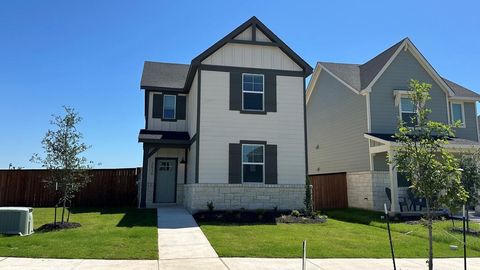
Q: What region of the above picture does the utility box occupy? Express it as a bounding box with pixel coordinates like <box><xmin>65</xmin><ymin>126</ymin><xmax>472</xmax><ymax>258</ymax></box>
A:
<box><xmin>0</xmin><ymin>207</ymin><xmax>34</xmax><ymax>236</ymax></box>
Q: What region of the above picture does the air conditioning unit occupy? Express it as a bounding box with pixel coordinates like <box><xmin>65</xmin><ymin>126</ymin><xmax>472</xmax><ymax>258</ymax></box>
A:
<box><xmin>0</xmin><ymin>207</ymin><xmax>34</xmax><ymax>236</ymax></box>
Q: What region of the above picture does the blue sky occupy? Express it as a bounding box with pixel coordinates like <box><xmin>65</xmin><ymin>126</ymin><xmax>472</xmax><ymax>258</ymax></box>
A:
<box><xmin>1</xmin><ymin>1</ymin><xmax>479</xmax><ymax>169</ymax></box>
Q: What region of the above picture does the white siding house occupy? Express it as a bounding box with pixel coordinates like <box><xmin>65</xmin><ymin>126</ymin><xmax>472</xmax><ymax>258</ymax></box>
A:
<box><xmin>138</xmin><ymin>16</ymin><xmax>312</xmax><ymax>212</ymax></box>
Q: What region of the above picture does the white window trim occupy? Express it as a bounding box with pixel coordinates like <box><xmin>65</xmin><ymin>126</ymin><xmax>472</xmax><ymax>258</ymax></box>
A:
<box><xmin>242</xmin><ymin>73</ymin><xmax>265</xmax><ymax>111</ymax></box>
<box><xmin>241</xmin><ymin>144</ymin><xmax>265</xmax><ymax>183</ymax></box>
<box><xmin>398</xmin><ymin>95</ymin><xmax>418</xmax><ymax>124</ymax></box>
<box><xmin>450</xmin><ymin>101</ymin><xmax>466</xmax><ymax>128</ymax></box>
<box><xmin>163</xmin><ymin>94</ymin><xmax>176</xmax><ymax>120</ymax></box>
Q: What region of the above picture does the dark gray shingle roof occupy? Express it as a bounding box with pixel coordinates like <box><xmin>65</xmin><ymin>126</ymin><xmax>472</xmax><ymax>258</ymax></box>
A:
<box><xmin>359</xmin><ymin>39</ymin><xmax>406</xmax><ymax>89</ymax></box>
<box><xmin>319</xmin><ymin>62</ymin><xmax>361</xmax><ymax>90</ymax></box>
<box><xmin>141</xmin><ymin>61</ymin><xmax>190</xmax><ymax>89</ymax></box>
<box><xmin>366</xmin><ymin>133</ymin><xmax>480</xmax><ymax>146</ymax></box>
<box><xmin>318</xmin><ymin>39</ymin><xmax>479</xmax><ymax>98</ymax></box>
<box><xmin>442</xmin><ymin>78</ymin><xmax>480</xmax><ymax>98</ymax></box>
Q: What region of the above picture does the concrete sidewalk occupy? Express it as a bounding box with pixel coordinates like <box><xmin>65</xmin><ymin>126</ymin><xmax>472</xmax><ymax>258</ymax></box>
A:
<box><xmin>1</xmin><ymin>257</ymin><xmax>480</xmax><ymax>270</ymax></box>
<box><xmin>156</xmin><ymin>206</ymin><xmax>228</xmax><ymax>269</ymax></box>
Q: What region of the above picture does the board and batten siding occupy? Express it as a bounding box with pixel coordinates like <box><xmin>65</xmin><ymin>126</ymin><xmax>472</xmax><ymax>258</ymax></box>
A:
<box><xmin>201</xmin><ymin>43</ymin><xmax>302</xmax><ymax>72</ymax></box>
<box><xmin>186</xmin><ymin>141</ymin><xmax>197</xmax><ymax>184</ymax></box>
<box><xmin>370</xmin><ymin>49</ymin><xmax>449</xmax><ymax>134</ymax></box>
<box><xmin>452</xmin><ymin>101</ymin><xmax>478</xmax><ymax>141</ymax></box>
<box><xmin>198</xmin><ymin>70</ymin><xmax>305</xmax><ymax>184</ymax></box>
<box><xmin>307</xmin><ymin>70</ymin><xmax>370</xmax><ymax>174</ymax></box>
<box><xmin>148</xmin><ymin>92</ymin><xmax>187</xmax><ymax>131</ymax></box>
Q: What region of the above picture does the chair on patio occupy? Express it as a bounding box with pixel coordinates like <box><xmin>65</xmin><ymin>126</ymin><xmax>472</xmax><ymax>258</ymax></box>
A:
<box><xmin>385</xmin><ymin>187</ymin><xmax>409</xmax><ymax>212</ymax></box>
<box><xmin>407</xmin><ymin>188</ymin><xmax>427</xmax><ymax>211</ymax></box>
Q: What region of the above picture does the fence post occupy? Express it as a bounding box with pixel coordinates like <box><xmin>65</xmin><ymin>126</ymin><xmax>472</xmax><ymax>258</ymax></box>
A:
<box><xmin>302</xmin><ymin>239</ymin><xmax>307</xmax><ymax>270</ymax></box>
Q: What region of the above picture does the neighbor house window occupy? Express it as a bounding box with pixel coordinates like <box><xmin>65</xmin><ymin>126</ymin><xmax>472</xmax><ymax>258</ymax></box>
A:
<box><xmin>400</xmin><ymin>97</ymin><xmax>416</xmax><ymax>127</ymax></box>
<box><xmin>242</xmin><ymin>144</ymin><xmax>264</xmax><ymax>183</ymax></box>
<box><xmin>163</xmin><ymin>95</ymin><xmax>176</xmax><ymax>119</ymax></box>
<box><xmin>451</xmin><ymin>102</ymin><xmax>465</xmax><ymax>127</ymax></box>
<box><xmin>242</xmin><ymin>73</ymin><xmax>264</xmax><ymax>111</ymax></box>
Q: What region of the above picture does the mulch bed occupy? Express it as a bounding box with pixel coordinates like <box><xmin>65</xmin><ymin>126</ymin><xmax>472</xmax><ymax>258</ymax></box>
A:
<box><xmin>194</xmin><ymin>210</ymin><xmax>285</xmax><ymax>224</ymax></box>
<box><xmin>37</xmin><ymin>222</ymin><xmax>81</xmax><ymax>232</ymax></box>
<box><xmin>193</xmin><ymin>210</ymin><xmax>328</xmax><ymax>224</ymax></box>
<box><xmin>276</xmin><ymin>214</ymin><xmax>327</xmax><ymax>224</ymax></box>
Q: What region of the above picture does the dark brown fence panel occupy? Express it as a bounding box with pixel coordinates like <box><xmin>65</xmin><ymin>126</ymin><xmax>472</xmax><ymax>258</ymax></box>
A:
<box><xmin>310</xmin><ymin>173</ymin><xmax>348</xmax><ymax>210</ymax></box>
<box><xmin>0</xmin><ymin>168</ymin><xmax>140</xmax><ymax>207</ymax></box>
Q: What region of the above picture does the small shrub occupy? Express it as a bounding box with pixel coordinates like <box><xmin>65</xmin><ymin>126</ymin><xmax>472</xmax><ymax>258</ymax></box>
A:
<box><xmin>207</xmin><ymin>201</ymin><xmax>214</xmax><ymax>212</ymax></box>
<box><xmin>256</xmin><ymin>209</ymin><xmax>265</xmax><ymax>220</ymax></box>
<box><xmin>291</xmin><ymin>210</ymin><xmax>300</xmax><ymax>217</ymax></box>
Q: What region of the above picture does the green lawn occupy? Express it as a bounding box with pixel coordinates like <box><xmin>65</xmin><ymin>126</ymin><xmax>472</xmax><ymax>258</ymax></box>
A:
<box><xmin>0</xmin><ymin>208</ymin><xmax>158</xmax><ymax>259</ymax></box>
<box><xmin>199</xmin><ymin>208</ymin><xmax>480</xmax><ymax>258</ymax></box>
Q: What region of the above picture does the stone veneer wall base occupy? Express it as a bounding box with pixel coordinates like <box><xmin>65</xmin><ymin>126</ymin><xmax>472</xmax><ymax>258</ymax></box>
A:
<box><xmin>183</xmin><ymin>183</ymin><xmax>306</xmax><ymax>213</ymax></box>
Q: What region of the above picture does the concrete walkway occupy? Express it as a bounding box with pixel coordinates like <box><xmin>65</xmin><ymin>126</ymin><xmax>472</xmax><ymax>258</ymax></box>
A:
<box><xmin>157</xmin><ymin>206</ymin><xmax>228</xmax><ymax>269</ymax></box>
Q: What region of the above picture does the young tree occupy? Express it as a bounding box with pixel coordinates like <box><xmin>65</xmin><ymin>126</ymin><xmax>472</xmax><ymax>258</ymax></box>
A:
<box><xmin>459</xmin><ymin>152</ymin><xmax>480</xmax><ymax>231</ymax></box>
<box><xmin>391</xmin><ymin>80</ymin><xmax>467</xmax><ymax>270</ymax></box>
<box><xmin>31</xmin><ymin>106</ymin><xmax>93</xmax><ymax>224</ymax></box>
<box><xmin>304</xmin><ymin>176</ymin><xmax>313</xmax><ymax>216</ymax></box>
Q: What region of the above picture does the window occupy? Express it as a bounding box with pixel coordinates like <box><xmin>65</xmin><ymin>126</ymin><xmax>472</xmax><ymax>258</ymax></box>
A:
<box><xmin>400</xmin><ymin>97</ymin><xmax>416</xmax><ymax>127</ymax></box>
<box><xmin>163</xmin><ymin>95</ymin><xmax>176</xmax><ymax>119</ymax></box>
<box><xmin>451</xmin><ymin>102</ymin><xmax>465</xmax><ymax>127</ymax></box>
<box><xmin>242</xmin><ymin>144</ymin><xmax>264</xmax><ymax>183</ymax></box>
<box><xmin>242</xmin><ymin>73</ymin><xmax>264</xmax><ymax>111</ymax></box>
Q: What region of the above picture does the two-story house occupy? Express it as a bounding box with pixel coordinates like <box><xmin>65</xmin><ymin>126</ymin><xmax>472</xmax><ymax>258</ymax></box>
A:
<box><xmin>138</xmin><ymin>17</ymin><xmax>312</xmax><ymax>212</ymax></box>
<box><xmin>306</xmin><ymin>38</ymin><xmax>480</xmax><ymax>213</ymax></box>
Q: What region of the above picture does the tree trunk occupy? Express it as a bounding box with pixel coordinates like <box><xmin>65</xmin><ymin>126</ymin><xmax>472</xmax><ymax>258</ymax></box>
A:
<box><xmin>426</xmin><ymin>200</ymin><xmax>433</xmax><ymax>270</ymax></box>
<box><xmin>61</xmin><ymin>188</ymin><xmax>67</xmax><ymax>224</ymax></box>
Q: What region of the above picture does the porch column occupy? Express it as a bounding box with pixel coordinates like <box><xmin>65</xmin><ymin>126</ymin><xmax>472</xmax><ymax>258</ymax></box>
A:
<box><xmin>388</xmin><ymin>149</ymin><xmax>399</xmax><ymax>213</ymax></box>
<box><xmin>139</xmin><ymin>144</ymin><xmax>149</xmax><ymax>208</ymax></box>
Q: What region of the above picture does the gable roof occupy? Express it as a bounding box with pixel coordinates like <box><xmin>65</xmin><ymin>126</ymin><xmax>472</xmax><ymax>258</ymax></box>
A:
<box><xmin>142</xmin><ymin>17</ymin><xmax>312</xmax><ymax>92</ymax></box>
<box><xmin>141</xmin><ymin>62</ymin><xmax>190</xmax><ymax>90</ymax></box>
<box><xmin>191</xmin><ymin>16</ymin><xmax>312</xmax><ymax>74</ymax></box>
<box><xmin>359</xmin><ymin>39</ymin><xmax>406</xmax><ymax>90</ymax></box>
<box><xmin>307</xmin><ymin>38</ymin><xmax>480</xmax><ymax>101</ymax></box>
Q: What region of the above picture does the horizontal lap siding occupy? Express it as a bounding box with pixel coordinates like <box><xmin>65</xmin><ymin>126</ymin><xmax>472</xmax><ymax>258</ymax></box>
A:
<box><xmin>454</xmin><ymin>102</ymin><xmax>478</xmax><ymax>141</ymax></box>
<box><xmin>307</xmin><ymin>70</ymin><xmax>369</xmax><ymax>174</ymax></box>
<box><xmin>199</xmin><ymin>71</ymin><xmax>305</xmax><ymax>184</ymax></box>
<box><xmin>370</xmin><ymin>50</ymin><xmax>449</xmax><ymax>134</ymax></box>
<box><xmin>0</xmin><ymin>168</ymin><xmax>139</xmax><ymax>207</ymax></box>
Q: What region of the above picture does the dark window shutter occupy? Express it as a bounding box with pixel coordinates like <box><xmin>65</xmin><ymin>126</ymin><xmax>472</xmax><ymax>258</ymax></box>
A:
<box><xmin>265</xmin><ymin>73</ymin><xmax>277</xmax><ymax>112</ymax></box>
<box><xmin>228</xmin><ymin>143</ymin><xmax>242</xmax><ymax>184</ymax></box>
<box><xmin>152</xmin><ymin>94</ymin><xmax>163</xmax><ymax>118</ymax></box>
<box><xmin>265</xmin><ymin>144</ymin><xmax>277</xmax><ymax>184</ymax></box>
<box><xmin>230</xmin><ymin>72</ymin><xmax>242</xmax><ymax>111</ymax></box>
<box><xmin>176</xmin><ymin>95</ymin><xmax>186</xmax><ymax>120</ymax></box>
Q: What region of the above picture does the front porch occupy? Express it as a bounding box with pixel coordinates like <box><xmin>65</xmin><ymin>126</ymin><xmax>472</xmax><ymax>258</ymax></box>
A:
<box><xmin>139</xmin><ymin>129</ymin><xmax>191</xmax><ymax>208</ymax></box>
<box><xmin>351</xmin><ymin>133</ymin><xmax>480</xmax><ymax>214</ymax></box>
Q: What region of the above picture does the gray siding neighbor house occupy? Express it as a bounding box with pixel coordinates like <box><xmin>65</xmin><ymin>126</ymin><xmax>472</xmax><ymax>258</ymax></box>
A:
<box><xmin>138</xmin><ymin>17</ymin><xmax>312</xmax><ymax>212</ymax></box>
<box><xmin>307</xmin><ymin>38</ymin><xmax>480</xmax><ymax>213</ymax></box>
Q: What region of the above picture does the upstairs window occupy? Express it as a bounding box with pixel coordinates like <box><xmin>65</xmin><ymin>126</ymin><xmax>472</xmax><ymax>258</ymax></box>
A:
<box><xmin>163</xmin><ymin>95</ymin><xmax>176</xmax><ymax>120</ymax></box>
<box><xmin>400</xmin><ymin>97</ymin><xmax>416</xmax><ymax>127</ymax></box>
<box><xmin>242</xmin><ymin>74</ymin><xmax>264</xmax><ymax>111</ymax></box>
<box><xmin>242</xmin><ymin>144</ymin><xmax>264</xmax><ymax>183</ymax></box>
<box><xmin>451</xmin><ymin>102</ymin><xmax>465</xmax><ymax>127</ymax></box>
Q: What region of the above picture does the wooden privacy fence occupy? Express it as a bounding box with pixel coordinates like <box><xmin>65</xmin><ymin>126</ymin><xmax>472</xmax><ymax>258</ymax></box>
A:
<box><xmin>0</xmin><ymin>168</ymin><xmax>140</xmax><ymax>207</ymax></box>
<box><xmin>310</xmin><ymin>173</ymin><xmax>348</xmax><ymax>210</ymax></box>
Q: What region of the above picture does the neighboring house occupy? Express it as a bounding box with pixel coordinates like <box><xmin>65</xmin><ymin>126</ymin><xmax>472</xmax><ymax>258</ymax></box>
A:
<box><xmin>138</xmin><ymin>17</ymin><xmax>312</xmax><ymax>212</ymax></box>
<box><xmin>306</xmin><ymin>38</ymin><xmax>480</xmax><ymax>213</ymax></box>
